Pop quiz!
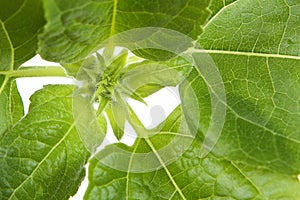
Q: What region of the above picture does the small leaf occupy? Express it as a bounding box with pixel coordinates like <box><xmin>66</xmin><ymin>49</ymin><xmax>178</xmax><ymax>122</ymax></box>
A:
<box><xmin>106</xmin><ymin>103</ymin><xmax>126</xmax><ymax>140</ymax></box>
<box><xmin>97</xmin><ymin>113</ymin><xmax>107</xmax><ymax>137</ymax></box>
<box><xmin>0</xmin><ymin>78</ymin><xmax>23</xmax><ymax>137</ymax></box>
<box><xmin>106</xmin><ymin>51</ymin><xmax>128</xmax><ymax>80</ymax></box>
<box><xmin>120</xmin><ymin>58</ymin><xmax>190</xmax><ymax>101</ymax></box>
<box><xmin>124</xmin><ymin>56</ymin><xmax>192</xmax><ymax>98</ymax></box>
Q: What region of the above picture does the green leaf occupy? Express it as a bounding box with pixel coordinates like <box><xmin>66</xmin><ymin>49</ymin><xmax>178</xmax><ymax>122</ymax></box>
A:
<box><xmin>208</xmin><ymin>0</ymin><xmax>237</xmax><ymax>19</ymax></box>
<box><xmin>97</xmin><ymin>113</ymin><xmax>108</xmax><ymax>137</ymax></box>
<box><xmin>86</xmin><ymin>145</ymin><xmax>300</xmax><ymax>199</ymax></box>
<box><xmin>0</xmin><ymin>78</ymin><xmax>23</xmax><ymax>137</ymax></box>
<box><xmin>0</xmin><ymin>0</ymin><xmax>45</xmax><ymax>69</ymax></box>
<box><xmin>0</xmin><ymin>1</ymin><xmax>45</xmax><ymax>133</ymax></box>
<box><xmin>105</xmin><ymin>50</ymin><xmax>128</xmax><ymax>80</ymax></box>
<box><xmin>0</xmin><ymin>85</ymin><xmax>90</xmax><ymax>199</ymax></box>
<box><xmin>85</xmin><ymin>107</ymin><xmax>300</xmax><ymax>199</ymax></box>
<box><xmin>84</xmin><ymin>106</ymin><xmax>189</xmax><ymax>199</ymax></box>
<box><xmin>0</xmin><ymin>22</ymin><xmax>13</xmax><ymax>71</ymax></box>
<box><xmin>121</xmin><ymin>56</ymin><xmax>192</xmax><ymax>98</ymax></box>
<box><xmin>61</xmin><ymin>59</ymin><xmax>85</xmax><ymax>77</ymax></box>
<box><xmin>199</xmin><ymin>0</ymin><xmax>300</xmax><ymax>56</ymax></box>
<box><xmin>182</xmin><ymin>0</ymin><xmax>300</xmax><ymax>175</ymax></box>
<box><xmin>39</xmin><ymin>0</ymin><xmax>211</xmax><ymax>63</ymax></box>
<box><xmin>106</xmin><ymin>103</ymin><xmax>126</xmax><ymax>141</ymax></box>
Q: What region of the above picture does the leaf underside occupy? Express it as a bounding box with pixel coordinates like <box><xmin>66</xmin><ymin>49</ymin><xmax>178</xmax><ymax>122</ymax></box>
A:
<box><xmin>194</xmin><ymin>0</ymin><xmax>300</xmax><ymax>174</ymax></box>
<box><xmin>0</xmin><ymin>85</ymin><xmax>90</xmax><ymax>200</ymax></box>
<box><xmin>38</xmin><ymin>0</ymin><xmax>211</xmax><ymax>63</ymax></box>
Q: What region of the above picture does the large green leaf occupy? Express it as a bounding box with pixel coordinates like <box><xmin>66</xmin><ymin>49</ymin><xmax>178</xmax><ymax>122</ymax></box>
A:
<box><xmin>86</xmin><ymin>144</ymin><xmax>300</xmax><ymax>199</ymax></box>
<box><xmin>38</xmin><ymin>0</ymin><xmax>211</xmax><ymax>63</ymax></box>
<box><xmin>85</xmin><ymin>106</ymin><xmax>300</xmax><ymax>199</ymax></box>
<box><xmin>0</xmin><ymin>85</ymin><xmax>90</xmax><ymax>199</ymax></box>
<box><xmin>0</xmin><ymin>0</ymin><xmax>45</xmax><ymax>132</ymax></box>
<box><xmin>182</xmin><ymin>0</ymin><xmax>300</xmax><ymax>175</ymax></box>
<box><xmin>0</xmin><ymin>0</ymin><xmax>45</xmax><ymax>69</ymax></box>
<box><xmin>199</xmin><ymin>0</ymin><xmax>300</xmax><ymax>56</ymax></box>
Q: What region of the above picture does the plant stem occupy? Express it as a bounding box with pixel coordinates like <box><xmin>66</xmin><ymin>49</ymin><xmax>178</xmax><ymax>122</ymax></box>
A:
<box><xmin>0</xmin><ymin>66</ymin><xmax>67</xmax><ymax>78</ymax></box>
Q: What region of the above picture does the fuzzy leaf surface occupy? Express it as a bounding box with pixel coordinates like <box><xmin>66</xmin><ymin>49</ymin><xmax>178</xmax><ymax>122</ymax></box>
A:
<box><xmin>182</xmin><ymin>0</ymin><xmax>300</xmax><ymax>174</ymax></box>
<box><xmin>0</xmin><ymin>85</ymin><xmax>90</xmax><ymax>200</ymax></box>
<box><xmin>39</xmin><ymin>0</ymin><xmax>211</xmax><ymax>63</ymax></box>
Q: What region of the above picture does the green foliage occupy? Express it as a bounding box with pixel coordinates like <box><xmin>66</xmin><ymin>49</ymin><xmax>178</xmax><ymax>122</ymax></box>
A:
<box><xmin>39</xmin><ymin>0</ymin><xmax>211</xmax><ymax>63</ymax></box>
<box><xmin>87</xmin><ymin>142</ymin><xmax>300</xmax><ymax>199</ymax></box>
<box><xmin>0</xmin><ymin>0</ymin><xmax>45</xmax><ymax>138</ymax></box>
<box><xmin>0</xmin><ymin>85</ymin><xmax>89</xmax><ymax>199</ymax></box>
<box><xmin>0</xmin><ymin>0</ymin><xmax>45</xmax><ymax>69</ymax></box>
<box><xmin>1</xmin><ymin>0</ymin><xmax>300</xmax><ymax>199</ymax></box>
<box><xmin>195</xmin><ymin>0</ymin><xmax>300</xmax><ymax>175</ymax></box>
<box><xmin>0</xmin><ymin>79</ymin><xmax>23</xmax><ymax>137</ymax></box>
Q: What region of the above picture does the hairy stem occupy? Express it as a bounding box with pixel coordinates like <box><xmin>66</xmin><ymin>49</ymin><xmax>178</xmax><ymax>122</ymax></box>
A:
<box><xmin>0</xmin><ymin>66</ymin><xmax>67</xmax><ymax>78</ymax></box>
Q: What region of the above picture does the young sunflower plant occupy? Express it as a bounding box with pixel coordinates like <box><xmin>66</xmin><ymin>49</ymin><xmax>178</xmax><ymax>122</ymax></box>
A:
<box><xmin>1</xmin><ymin>0</ymin><xmax>300</xmax><ymax>199</ymax></box>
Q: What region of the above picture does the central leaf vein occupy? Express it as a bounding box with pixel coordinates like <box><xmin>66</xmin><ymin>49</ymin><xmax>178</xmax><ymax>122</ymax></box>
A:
<box><xmin>145</xmin><ymin>138</ymin><xmax>187</xmax><ymax>200</ymax></box>
<box><xmin>110</xmin><ymin>0</ymin><xmax>118</xmax><ymax>37</ymax></box>
<box><xmin>126</xmin><ymin>139</ymin><xmax>140</xmax><ymax>200</ymax></box>
<box><xmin>0</xmin><ymin>21</ymin><xmax>14</xmax><ymax>71</ymax></box>
<box><xmin>187</xmin><ymin>48</ymin><xmax>300</xmax><ymax>60</ymax></box>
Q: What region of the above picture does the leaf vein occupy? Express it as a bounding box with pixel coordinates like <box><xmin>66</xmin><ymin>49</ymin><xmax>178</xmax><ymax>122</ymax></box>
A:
<box><xmin>7</xmin><ymin>122</ymin><xmax>76</xmax><ymax>199</ymax></box>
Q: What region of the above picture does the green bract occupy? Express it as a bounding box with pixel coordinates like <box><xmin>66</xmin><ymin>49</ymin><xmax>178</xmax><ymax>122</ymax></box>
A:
<box><xmin>1</xmin><ymin>0</ymin><xmax>300</xmax><ymax>199</ymax></box>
